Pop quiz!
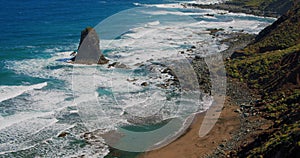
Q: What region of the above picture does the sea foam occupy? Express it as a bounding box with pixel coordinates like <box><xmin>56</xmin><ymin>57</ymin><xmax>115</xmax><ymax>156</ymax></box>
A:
<box><xmin>0</xmin><ymin>82</ymin><xmax>47</xmax><ymax>103</ymax></box>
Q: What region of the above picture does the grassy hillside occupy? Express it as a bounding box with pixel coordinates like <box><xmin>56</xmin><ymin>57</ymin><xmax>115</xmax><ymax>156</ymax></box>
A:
<box><xmin>227</xmin><ymin>1</ymin><xmax>300</xmax><ymax>157</ymax></box>
<box><xmin>228</xmin><ymin>2</ymin><xmax>300</xmax><ymax>92</ymax></box>
<box><xmin>233</xmin><ymin>3</ymin><xmax>300</xmax><ymax>57</ymax></box>
<box><xmin>227</xmin><ymin>0</ymin><xmax>293</xmax><ymax>15</ymax></box>
<box><xmin>184</xmin><ymin>0</ymin><xmax>294</xmax><ymax>17</ymax></box>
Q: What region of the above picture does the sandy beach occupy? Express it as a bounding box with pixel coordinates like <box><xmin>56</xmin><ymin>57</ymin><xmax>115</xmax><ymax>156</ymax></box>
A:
<box><xmin>139</xmin><ymin>96</ymin><xmax>241</xmax><ymax>158</ymax></box>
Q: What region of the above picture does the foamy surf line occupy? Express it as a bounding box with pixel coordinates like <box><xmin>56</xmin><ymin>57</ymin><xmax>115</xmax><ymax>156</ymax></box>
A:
<box><xmin>0</xmin><ymin>82</ymin><xmax>47</xmax><ymax>103</ymax></box>
<box><xmin>133</xmin><ymin>0</ymin><xmax>229</xmax><ymax>8</ymax></box>
<box><xmin>0</xmin><ymin>0</ymin><xmax>274</xmax><ymax>156</ymax></box>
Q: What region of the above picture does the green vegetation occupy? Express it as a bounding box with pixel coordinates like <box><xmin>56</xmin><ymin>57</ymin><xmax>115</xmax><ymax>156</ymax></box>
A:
<box><xmin>227</xmin><ymin>1</ymin><xmax>300</xmax><ymax>157</ymax></box>
<box><xmin>228</xmin><ymin>43</ymin><xmax>300</xmax><ymax>91</ymax></box>
<box><xmin>227</xmin><ymin>0</ymin><xmax>293</xmax><ymax>15</ymax></box>
<box><xmin>228</xmin><ymin>1</ymin><xmax>300</xmax><ymax>91</ymax></box>
<box><xmin>184</xmin><ymin>0</ymin><xmax>293</xmax><ymax>17</ymax></box>
<box><xmin>250</xmin><ymin>121</ymin><xmax>300</xmax><ymax>157</ymax></box>
<box><xmin>249</xmin><ymin>3</ymin><xmax>300</xmax><ymax>53</ymax></box>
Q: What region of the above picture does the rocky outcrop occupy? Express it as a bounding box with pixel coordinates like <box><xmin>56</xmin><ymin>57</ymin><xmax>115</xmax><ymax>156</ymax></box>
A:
<box><xmin>226</xmin><ymin>1</ymin><xmax>300</xmax><ymax>157</ymax></box>
<box><xmin>229</xmin><ymin>1</ymin><xmax>300</xmax><ymax>92</ymax></box>
<box><xmin>253</xmin><ymin>2</ymin><xmax>300</xmax><ymax>52</ymax></box>
<box><xmin>107</xmin><ymin>62</ymin><xmax>130</xmax><ymax>69</ymax></box>
<box><xmin>183</xmin><ymin>0</ymin><xmax>293</xmax><ymax>18</ymax></box>
<box><xmin>75</xmin><ymin>27</ymin><xmax>109</xmax><ymax>65</ymax></box>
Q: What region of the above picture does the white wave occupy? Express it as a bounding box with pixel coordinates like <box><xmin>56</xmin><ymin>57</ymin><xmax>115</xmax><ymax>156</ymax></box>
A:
<box><xmin>140</xmin><ymin>3</ymin><xmax>185</xmax><ymax>9</ymax></box>
<box><xmin>226</xmin><ymin>11</ymin><xmax>277</xmax><ymax>20</ymax></box>
<box><xmin>0</xmin><ymin>111</ymin><xmax>54</xmax><ymax>130</ymax></box>
<box><xmin>133</xmin><ymin>2</ymin><xmax>141</xmax><ymax>6</ymax></box>
<box><xmin>5</xmin><ymin>51</ymin><xmax>74</xmax><ymax>86</ymax></box>
<box><xmin>139</xmin><ymin>0</ymin><xmax>228</xmax><ymax>9</ymax></box>
<box><xmin>186</xmin><ymin>0</ymin><xmax>228</xmax><ymax>5</ymax></box>
<box><xmin>140</xmin><ymin>10</ymin><xmax>208</xmax><ymax>16</ymax></box>
<box><xmin>0</xmin><ymin>88</ymin><xmax>75</xmax><ymax>131</ymax></box>
<box><xmin>0</xmin><ymin>118</ymin><xmax>75</xmax><ymax>155</ymax></box>
<box><xmin>0</xmin><ymin>82</ymin><xmax>47</xmax><ymax>103</ymax></box>
<box><xmin>1</xmin><ymin>4</ymin><xmax>275</xmax><ymax>156</ymax></box>
<box><xmin>147</xmin><ymin>20</ymin><xmax>160</xmax><ymax>26</ymax></box>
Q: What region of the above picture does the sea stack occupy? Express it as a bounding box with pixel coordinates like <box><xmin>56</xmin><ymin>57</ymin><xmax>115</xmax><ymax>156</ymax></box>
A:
<box><xmin>75</xmin><ymin>27</ymin><xmax>109</xmax><ymax>65</ymax></box>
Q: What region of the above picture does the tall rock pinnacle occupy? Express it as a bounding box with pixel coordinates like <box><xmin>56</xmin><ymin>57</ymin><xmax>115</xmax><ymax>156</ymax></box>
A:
<box><xmin>75</xmin><ymin>27</ymin><xmax>109</xmax><ymax>65</ymax></box>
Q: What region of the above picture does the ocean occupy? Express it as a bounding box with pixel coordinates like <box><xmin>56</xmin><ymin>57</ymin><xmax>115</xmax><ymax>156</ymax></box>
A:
<box><xmin>0</xmin><ymin>0</ymin><xmax>275</xmax><ymax>157</ymax></box>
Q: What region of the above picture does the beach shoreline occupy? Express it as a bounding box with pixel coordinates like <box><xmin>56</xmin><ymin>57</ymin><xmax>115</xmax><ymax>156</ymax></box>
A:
<box><xmin>138</xmin><ymin>75</ymin><xmax>263</xmax><ymax>158</ymax></box>
<box><xmin>103</xmin><ymin>31</ymin><xmax>257</xmax><ymax>158</ymax></box>
<box><xmin>137</xmin><ymin>1</ymin><xmax>300</xmax><ymax>157</ymax></box>
<box><xmin>138</xmin><ymin>96</ymin><xmax>240</xmax><ymax>158</ymax></box>
<box><xmin>136</xmin><ymin>29</ymin><xmax>259</xmax><ymax>157</ymax></box>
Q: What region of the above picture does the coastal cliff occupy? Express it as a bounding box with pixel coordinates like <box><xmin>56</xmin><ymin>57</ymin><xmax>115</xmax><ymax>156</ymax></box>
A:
<box><xmin>184</xmin><ymin>0</ymin><xmax>294</xmax><ymax>17</ymax></box>
<box><xmin>228</xmin><ymin>1</ymin><xmax>300</xmax><ymax>92</ymax></box>
<box><xmin>104</xmin><ymin>1</ymin><xmax>299</xmax><ymax>157</ymax></box>
<box><xmin>227</xmin><ymin>1</ymin><xmax>300</xmax><ymax>157</ymax></box>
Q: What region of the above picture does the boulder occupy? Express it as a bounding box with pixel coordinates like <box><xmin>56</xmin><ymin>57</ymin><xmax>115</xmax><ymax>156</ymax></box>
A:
<box><xmin>58</xmin><ymin>131</ymin><xmax>70</xmax><ymax>138</ymax></box>
<box><xmin>108</xmin><ymin>62</ymin><xmax>130</xmax><ymax>69</ymax></box>
<box><xmin>75</xmin><ymin>27</ymin><xmax>109</xmax><ymax>65</ymax></box>
<box><xmin>141</xmin><ymin>82</ymin><xmax>148</xmax><ymax>86</ymax></box>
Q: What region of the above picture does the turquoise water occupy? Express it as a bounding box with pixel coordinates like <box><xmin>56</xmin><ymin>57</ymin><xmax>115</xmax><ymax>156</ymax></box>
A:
<box><xmin>0</xmin><ymin>0</ymin><xmax>276</xmax><ymax>157</ymax></box>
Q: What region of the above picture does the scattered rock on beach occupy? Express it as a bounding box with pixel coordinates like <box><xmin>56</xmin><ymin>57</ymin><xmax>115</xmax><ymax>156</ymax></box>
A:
<box><xmin>141</xmin><ymin>82</ymin><xmax>148</xmax><ymax>86</ymax></box>
<box><xmin>243</xmin><ymin>113</ymin><xmax>250</xmax><ymax>117</ymax></box>
<box><xmin>127</xmin><ymin>78</ymin><xmax>138</xmax><ymax>82</ymax></box>
<box><xmin>205</xmin><ymin>13</ymin><xmax>215</xmax><ymax>17</ymax></box>
<box><xmin>58</xmin><ymin>131</ymin><xmax>70</xmax><ymax>138</ymax></box>
<box><xmin>108</xmin><ymin>62</ymin><xmax>130</xmax><ymax>69</ymax></box>
<box><xmin>234</xmin><ymin>109</ymin><xmax>242</xmax><ymax>114</ymax></box>
<box><xmin>240</xmin><ymin>103</ymin><xmax>252</xmax><ymax>108</ymax></box>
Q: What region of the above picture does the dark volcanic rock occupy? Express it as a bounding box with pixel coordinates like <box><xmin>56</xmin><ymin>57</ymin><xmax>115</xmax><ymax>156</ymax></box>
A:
<box><xmin>141</xmin><ymin>82</ymin><xmax>148</xmax><ymax>86</ymax></box>
<box><xmin>224</xmin><ymin>2</ymin><xmax>300</xmax><ymax>158</ymax></box>
<box><xmin>58</xmin><ymin>131</ymin><xmax>70</xmax><ymax>138</ymax></box>
<box><xmin>183</xmin><ymin>0</ymin><xmax>293</xmax><ymax>18</ymax></box>
<box><xmin>108</xmin><ymin>62</ymin><xmax>130</xmax><ymax>69</ymax></box>
<box><xmin>75</xmin><ymin>27</ymin><xmax>109</xmax><ymax>65</ymax></box>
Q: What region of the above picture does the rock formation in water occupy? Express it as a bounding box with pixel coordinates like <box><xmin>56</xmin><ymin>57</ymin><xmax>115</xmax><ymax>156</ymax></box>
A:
<box><xmin>75</xmin><ymin>27</ymin><xmax>109</xmax><ymax>65</ymax></box>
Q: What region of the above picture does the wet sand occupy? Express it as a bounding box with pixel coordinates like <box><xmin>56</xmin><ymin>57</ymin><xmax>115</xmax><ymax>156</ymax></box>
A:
<box><xmin>139</xmin><ymin>96</ymin><xmax>240</xmax><ymax>158</ymax></box>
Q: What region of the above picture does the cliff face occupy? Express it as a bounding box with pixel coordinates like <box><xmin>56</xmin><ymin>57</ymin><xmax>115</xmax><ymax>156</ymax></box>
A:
<box><xmin>185</xmin><ymin>0</ymin><xmax>293</xmax><ymax>17</ymax></box>
<box><xmin>75</xmin><ymin>27</ymin><xmax>108</xmax><ymax>65</ymax></box>
<box><xmin>227</xmin><ymin>1</ymin><xmax>300</xmax><ymax>157</ymax></box>
<box><xmin>253</xmin><ymin>3</ymin><xmax>300</xmax><ymax>52</ymax></box>
<box><xmin>229</xmin><ymin>1</ymin><xmax>300</xmax><ymax>92</ymax></box>
<box><xmin>228</xmin><ymin>0</ymin><xmax>293</xmax><ymax>15</ymax></box>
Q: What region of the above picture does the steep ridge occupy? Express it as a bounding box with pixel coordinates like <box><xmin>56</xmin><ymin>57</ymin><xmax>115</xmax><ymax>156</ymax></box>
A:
<box><xmin>227</xmin><ymin>1</ymin><xmax>300</xmax><ymax>157</ymax></box>
<box><xmin>229</xmin><ymin>1</ymin><xmax>300</xmax><ymax>92</ymax></box>
<box><xmin>184</xmin><ymin>0</ymin><xmax>294</xmax><ymax>17</ymax></box>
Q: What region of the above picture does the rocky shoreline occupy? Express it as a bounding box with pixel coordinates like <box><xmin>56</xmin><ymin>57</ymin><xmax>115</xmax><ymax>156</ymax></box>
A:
<box><xmin>182</xmin><ymin>0</ymin><xmax>293</xmax><ymax>18</ymax></box>
<box><xmin>107</xmin><ymin>1</ymin><xmax>300</xmax><ymax>157</ymax></box>
<box><xmin>104</xmin><ymin>13</ymin><xmax>269</xmax><ymax>158</ymax></box>
<box><xmin>182</xmin><ymin>3</ymin><xmax>279</xmax><ymax>18</ymax></box>
<box><xmin>102</xmin><ymin>30</ymin><xmax>256</xmax><ymax>158</ymax></box>
<box><xmin>141</xmin><ymin>0</ymin><xmax>300</xmax><ymax>157</ymax></box>
<box><xmin>138</xmin><ymin>29</ymin><xmax>259</xmax><ymax>158</ymax></box>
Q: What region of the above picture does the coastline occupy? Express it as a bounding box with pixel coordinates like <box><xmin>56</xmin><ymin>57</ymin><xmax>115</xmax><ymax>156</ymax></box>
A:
<box><xmin>137</xmin><ymin>31</ymin><xmax>258</xmax><ymax>157</ymax></box>
<box><xmin>182</xmin><ymin>3</ymin><xmax>279</xmax><ymax>18</ymax></box>
<box><xmin>139</xmin><ymin>96</ymin><xmax>240</xmax><ymax>158</ymax></box>
<box><xmin>181</xmin><ymin>1</ymin><xmax>293</xmax><ymax>18</ymax></box>
<box><xmin>103</xmin><ymin>31</ymin><xmax>257</xmax><ymax>158</ymax></box>
<box><xmin>138</xmin><ymin>77</ymin><xmax>263</xmax><ymax>158</ymax></box>
<box><xmin>139</xmin><ymin>1</ymin><xmax>300</xmax><ymax>157</ymax></box>
<box><xmin>102</xmin><ymin>1</ymin><xmax>282</xmax><ymax>155</ymax></box>
<box><xmin>1</xmin><ymin>0</ymin><xmax>298</xmax><ymax>157</ymax></box>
